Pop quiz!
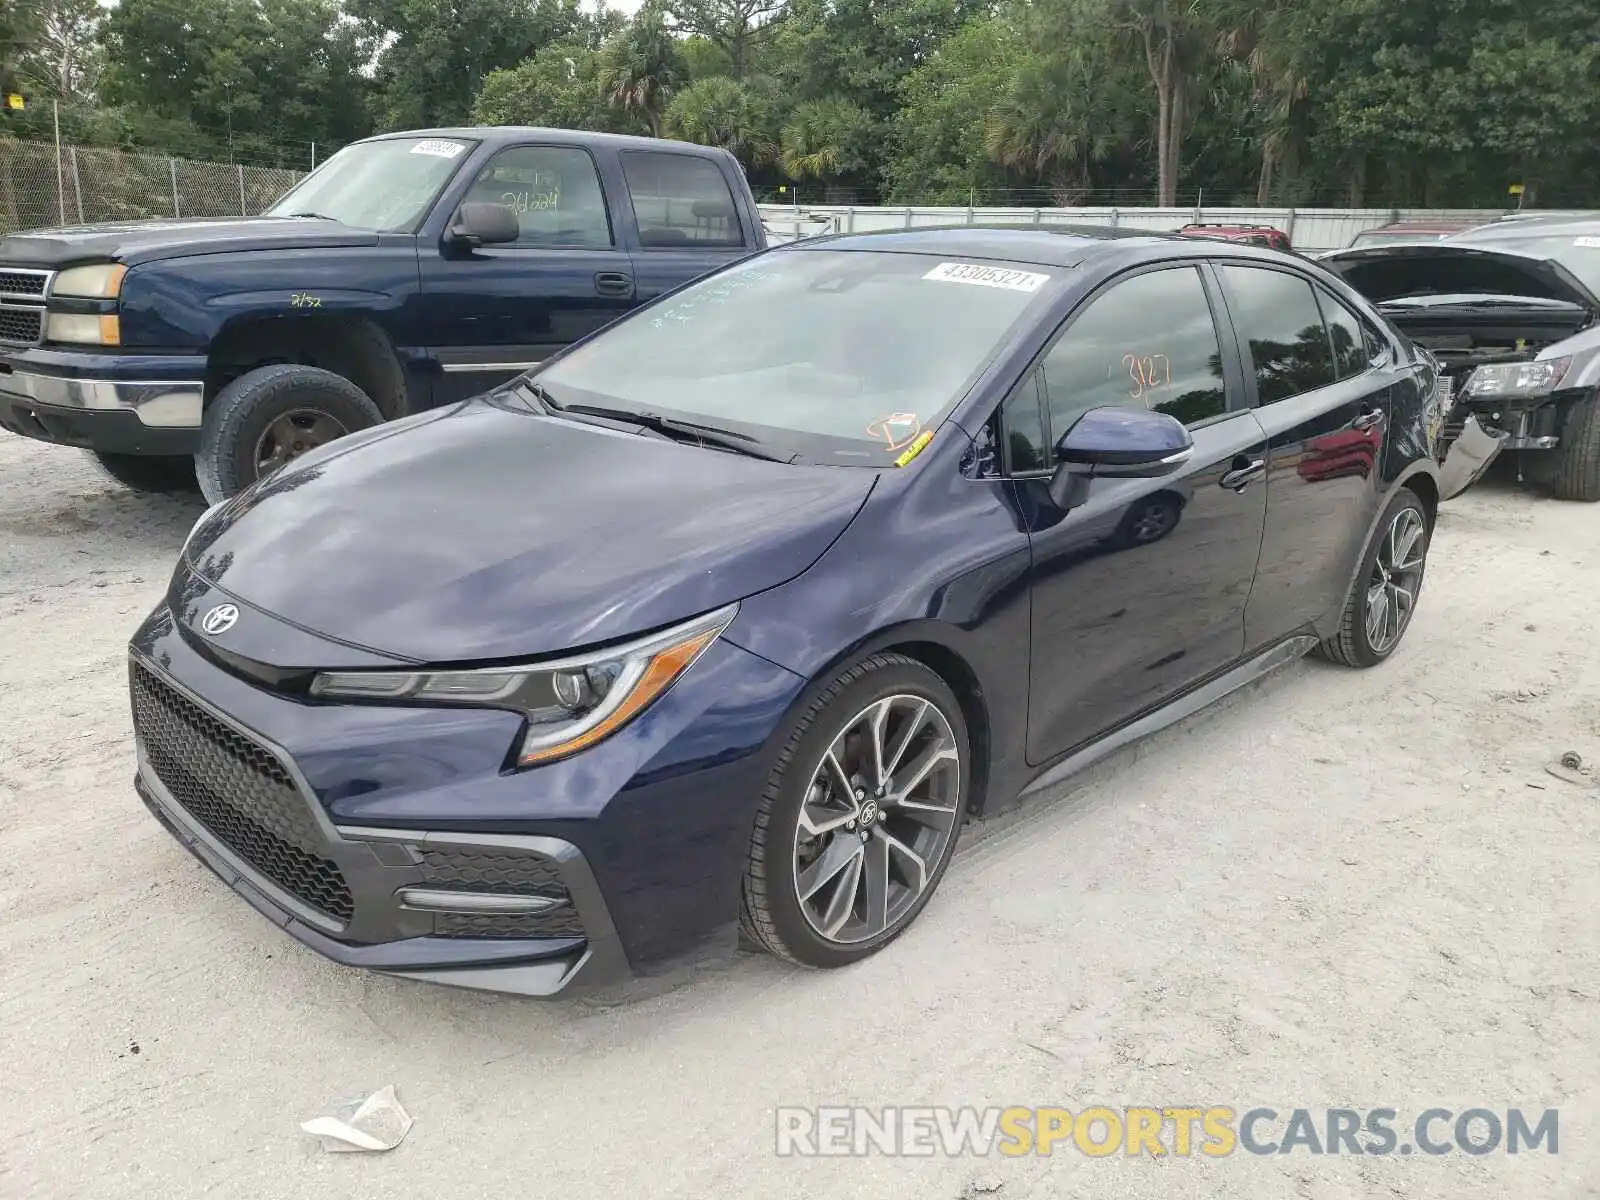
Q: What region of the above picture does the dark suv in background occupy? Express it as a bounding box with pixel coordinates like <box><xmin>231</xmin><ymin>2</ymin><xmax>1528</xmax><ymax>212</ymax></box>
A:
<box><xmin>0</xmin><ymin>127</ymin><xmax>766</xmax><ymax>502</ymax></box>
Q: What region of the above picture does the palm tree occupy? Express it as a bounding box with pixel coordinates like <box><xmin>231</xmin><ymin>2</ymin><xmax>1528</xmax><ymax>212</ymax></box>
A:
<box><xmin>598</xmin><ymin>2</ymin><xmax>685</xmax><ymax>137</ymax></box>
<box><xmin>665</xmin><ymin>76</ymin><xmax>777</xmax><ymax>166</ymax></box>
<box><xmin>779</xmin><ymin>96</ymin><xmax>872</xmax><ymax>185</ymax></box>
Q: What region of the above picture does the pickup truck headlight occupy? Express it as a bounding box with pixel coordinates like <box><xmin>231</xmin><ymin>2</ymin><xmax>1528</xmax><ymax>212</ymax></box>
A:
<box><xmin>51</xmin><ymin>262</ymin><xmax>127</xmax><ymax>299</ymax></box>
<box><xmin>309</xmin><ymin>603</ymin><xmax>737</xmax><ymax>767</ymax></box>
<box><xmin>1463</xmin><ymin>357</ymin><xmax>1572</xmax><ymax>400</ymax></box>
<box><xmin>45</xmin><ymin>312</ymin><xmax>119</xmax><ymax>346</ymax></box>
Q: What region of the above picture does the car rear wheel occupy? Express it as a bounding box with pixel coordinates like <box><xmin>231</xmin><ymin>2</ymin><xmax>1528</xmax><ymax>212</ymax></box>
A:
<box><xmin>1315</xmin><ymin>490</ymin><xmax>1430</xmax><ymax>668</ymax></box>
<box><xmin>1551</xmin><ymin>394</ymin><xmax>1600</xmax><ymax>502</ymax></box>
<box><xmin>740</xmin><ymin>654</ymin><xmax>969</xmax><ymax>968</ymax></box>
<box><xmin>88</xmin><ymin>450</ymin><xmax>199</xmax><ymax>494</ymax></box>
<box><xmin>195</xmin><ymin>364</ymin><xmax>384</xmax><ymax>505</ymax></box>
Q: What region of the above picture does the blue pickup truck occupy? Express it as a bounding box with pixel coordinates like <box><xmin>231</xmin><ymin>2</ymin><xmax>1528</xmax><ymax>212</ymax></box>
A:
<box><xmin>0</xmin><ymin>127</ymin><xmax>767</xmax><ymax>501</ymax></box>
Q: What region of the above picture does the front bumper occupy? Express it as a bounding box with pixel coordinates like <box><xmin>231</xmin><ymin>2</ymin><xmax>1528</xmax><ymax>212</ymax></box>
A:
<box><xmin>0</xmin><ymin>348</ymin><xmax>206</xmax><ymax>455</ymax></box>
<box><xmin>128</xmin><ymin>595</ymin><xmax>807</xmax><ymax>996</ymax></box>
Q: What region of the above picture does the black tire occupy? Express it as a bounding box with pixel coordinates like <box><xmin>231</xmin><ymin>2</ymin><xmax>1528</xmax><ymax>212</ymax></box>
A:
<box><xmin>1315</xmin><ymin>488</ymin><xmax>1430</xmax><ymax>668</ymax></box>
<box><xmin>195</xmin><ymin>364</ymin><xmax>383</xmax><ymax>505</ymax></box>
<box><xmin>740</xmin><ymin>653</ymin><xmax>970</xmax><ymax>969</ymax></box>
<box><xmin>1551</xmin><ymin>394</ymin><xmax>1600</xmax><ymax>502</ymax></box>
<box><xmin>88</xmin><ymin>450</ymin><xmax>199</xmax><ymax>494</ymax></box>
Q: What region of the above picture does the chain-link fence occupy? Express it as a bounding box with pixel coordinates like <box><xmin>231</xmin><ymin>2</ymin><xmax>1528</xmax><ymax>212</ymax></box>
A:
<box><xmin>0</xmin><ymin>137</ymin><xmax>306</xmax><ymax>232</ymax></box>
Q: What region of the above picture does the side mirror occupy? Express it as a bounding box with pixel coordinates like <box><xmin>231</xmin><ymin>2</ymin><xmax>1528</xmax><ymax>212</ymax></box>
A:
<box><xmin>1047</xmin><ymin>406</ymin><xmax>1193</xmax><ymax>511</ymax></box>
<box><xmin>447</xmin><ymin>202</ymin><xmax>520</xmax><ymax>247</ymax></box>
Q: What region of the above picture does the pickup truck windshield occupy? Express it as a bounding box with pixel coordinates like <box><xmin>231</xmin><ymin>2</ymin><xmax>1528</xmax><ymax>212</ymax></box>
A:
<box><xmin>535</xmin><ymin>249</ymin><xmax>1058</xmax><ymax>466</ymax></box>
<box><xmin>265</xmin><ymin>137</ymin><xmax>478</xmax><ymax>233</ymax></box>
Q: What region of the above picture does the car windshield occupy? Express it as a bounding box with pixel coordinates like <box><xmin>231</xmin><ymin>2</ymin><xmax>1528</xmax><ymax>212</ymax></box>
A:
<box><xmin>265</xmin><ymin>136</ymin><xmax>477</xmax><ymax>233</ymax></box>
<box><xmin>533</xmin><ymin>249</ymin><xmax>1060</xmax><ymax>465</ymax></box>
<box><xmin>1449</xmin><ymin>228</ymin><xmax>1600</xmax><ymax>295</ymax></box>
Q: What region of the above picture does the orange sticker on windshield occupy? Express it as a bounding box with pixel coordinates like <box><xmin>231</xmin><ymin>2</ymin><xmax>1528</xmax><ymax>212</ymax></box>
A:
<box><xmin>866</xmin><ymin>412</ymin><xmax>922</xmax><ymax>451</ymax></box>
<box><xmin>895</xmin><ymin>430</ymin><xmax>934</xmax><ymax>467</ymax></box>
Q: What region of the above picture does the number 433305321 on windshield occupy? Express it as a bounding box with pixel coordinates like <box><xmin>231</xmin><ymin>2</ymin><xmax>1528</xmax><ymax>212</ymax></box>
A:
<box><xmin>1123</xmin><ymin>353</ymin><xmax>1171</xmax><ymax>399</ymax></box>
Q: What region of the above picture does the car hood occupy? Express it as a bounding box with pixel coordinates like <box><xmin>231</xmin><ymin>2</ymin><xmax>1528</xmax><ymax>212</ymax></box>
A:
<box><xmin>182</xmin><ymin>400</ymin><xmax>876</xmax><ymax>664</ymax></box>
<box><xmin>1321</xmin><ymin>244</ymin><xmax>1600</xmax><ymax>311</ymax></box>
<box><xmin>0</xmin><ymin>216</ymin><xmax>379</xmax><ymax>269</ymax></box>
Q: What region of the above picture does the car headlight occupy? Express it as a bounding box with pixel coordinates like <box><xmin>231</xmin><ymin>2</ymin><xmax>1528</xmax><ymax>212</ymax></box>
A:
<box><xmin>1463</xmin><ymin>357</ymin><xmax>1571</xmax><ymax>400</ymax></box>
<box><xmin>51</xmin><ymin>262</ymin><xmax>127</xmax><ymax>299</ymax></box>
<box><xmin>45</xmin><ymin>312</ymin><xmax>119</xmax><ymax>345</ymax></box>
<box><xmin>309</xmin><ymin>603</ymin><xmax>737</xmax><ymax>767</ymax></box>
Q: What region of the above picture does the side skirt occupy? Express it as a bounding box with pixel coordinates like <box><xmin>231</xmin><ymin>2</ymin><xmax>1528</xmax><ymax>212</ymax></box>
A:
<box><xmin>1018</xmin><ymin>634</ymin><xmax>1320</xmax><ymax>800</ymax></box>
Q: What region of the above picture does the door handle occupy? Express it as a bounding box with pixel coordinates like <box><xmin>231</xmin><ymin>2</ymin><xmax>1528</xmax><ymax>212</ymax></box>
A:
<box><xmin>594</xmin><ymin>271</ymin><xmax>634</xmax><ymax>297</ymax></box>
<box><xmin>1352</xmin><ymin>406</ymin><xmax>1386</xmax><ymax>432</ymax></box>
<box><xmin>1219</xmin><ymin>458</ymin><xmax>1266</xmax><ymax>491</ymax></box>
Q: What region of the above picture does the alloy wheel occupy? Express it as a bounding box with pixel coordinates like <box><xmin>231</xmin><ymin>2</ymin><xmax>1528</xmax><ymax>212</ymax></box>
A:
<box><xmin>253</xmin><ymin>409</ymin><xmax>350</xmax><ymax>477</ymax></box>
<box><xmin>1365</xmin><ymin>506</ymin><xmax>1426</xmax><ymax>654</ymax></box>
<box><xmin>791</xmin><ymin>694</ymin><xmax>962</xmax><ymax>945</ymax></box>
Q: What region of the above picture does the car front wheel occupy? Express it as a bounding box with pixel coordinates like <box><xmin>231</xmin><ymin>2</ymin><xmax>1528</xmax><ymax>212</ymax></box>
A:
<box><xmin>740</xmin><ymin>653</ymin><xmax>969</xmax><ymax>968</ymax></box>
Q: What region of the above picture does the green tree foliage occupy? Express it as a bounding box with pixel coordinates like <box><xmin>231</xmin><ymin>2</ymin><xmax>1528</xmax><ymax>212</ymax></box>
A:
<box><xmin>597</xmin><ymin>2</ymin><xmax>685</xmax><ymax>137</ymax></box>
<box><xmin>665</xmin><ymin>75</ymin><xmax>777</xmax><ymax>165</ymax></box>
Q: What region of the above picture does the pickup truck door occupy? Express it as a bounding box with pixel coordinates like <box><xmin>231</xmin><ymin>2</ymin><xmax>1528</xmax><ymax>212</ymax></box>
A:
<box><xmin>613</xmin><ymin>148</ymin><xmax>759</xmax><ymax>302</ymax></box>
<box><xmin>419</xmin><ymin>142</ymin><xmax>639</xmax><ymax>404</ymax></box>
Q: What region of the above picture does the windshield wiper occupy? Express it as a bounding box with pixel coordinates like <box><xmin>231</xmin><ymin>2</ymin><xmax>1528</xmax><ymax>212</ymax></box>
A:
<box><xmin>558</xmin><ymin>402</ymin><xmax>793</xmax><ymax>463</ymax></box>
<box><xmin>279</xmin><ymin>211</ymin><xmax>339</xmax><ymax>221</ymax></box>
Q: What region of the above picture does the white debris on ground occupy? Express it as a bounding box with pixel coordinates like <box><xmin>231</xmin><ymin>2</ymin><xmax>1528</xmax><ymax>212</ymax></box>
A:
<box><xmin>1</xmin><ymin>435</ymin><xmax>1598</xmax><ymax>1199</ymax></box>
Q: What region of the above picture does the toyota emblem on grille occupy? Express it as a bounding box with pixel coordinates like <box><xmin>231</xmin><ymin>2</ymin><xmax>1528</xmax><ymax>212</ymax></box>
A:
<box><xmin>201</xmin><ymin>604</ymin><xmax>239</xmax><ymax>635</ymax></box>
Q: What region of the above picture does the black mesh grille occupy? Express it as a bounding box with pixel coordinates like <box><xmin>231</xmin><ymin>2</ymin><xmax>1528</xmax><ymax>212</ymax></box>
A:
<box><xmin>435</xmin><ymin>910</ymin><xmax>586</xmax><ymax>939</ymax></box>
<box><xmin>0</xmin><ymin>307</ymin><xmax>42</xmax><ymax>343</ymax></box>
<box><xmin>417</xmin><ymin>848</ymin><xmax>569</xmax><ymax>896</ymax></box>
<box><xmin>0</xmin><ymin>270</ymin><xmax>47</xmax><ymax>297</ymax></box>
<box><xmin>130</xmin><ymin>662</ymin><xmax>354</xmax><ymax>924</ymax></box>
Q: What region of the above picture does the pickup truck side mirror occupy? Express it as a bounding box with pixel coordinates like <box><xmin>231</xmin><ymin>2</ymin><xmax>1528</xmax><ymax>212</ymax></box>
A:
<box><xmin>447</xmin><ymin>202</ymin><xmax>520</xmax><ymax>247</ymax></box>
<box><xmin>1047</xmin><ymin>406</ymin><xmax>1193</xmax><ymax>511</ymax></box>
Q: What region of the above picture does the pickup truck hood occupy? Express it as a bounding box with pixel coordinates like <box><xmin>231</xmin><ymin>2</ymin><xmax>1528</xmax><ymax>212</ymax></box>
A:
<box><xmin>1321</xmin><ymin>244</ymin><xmax>1600</xmax><ymax>312</ymax></box>
<box><xmin>181</xmin><ymin>400</ymin><xmax>875</xmax><ymax>664</ymax></box>
<box><xmin>0</xmin><ymin>216</ymin><xmax>379</xmax><ymax>269</ymax></box>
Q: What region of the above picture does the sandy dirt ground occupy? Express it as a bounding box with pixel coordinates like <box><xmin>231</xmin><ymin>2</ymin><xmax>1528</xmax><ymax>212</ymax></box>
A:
<box><xmin>2</xmin><ymin>434</ymin><xmax>1598</xmax><ymax>1200</ymax></box>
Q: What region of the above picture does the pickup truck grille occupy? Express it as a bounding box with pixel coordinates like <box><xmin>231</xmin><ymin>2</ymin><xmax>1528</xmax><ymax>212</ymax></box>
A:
<box><xmin>0</xmin><ymin>266</ymin><xmax>50</xmax><ymax>346</ymax></box>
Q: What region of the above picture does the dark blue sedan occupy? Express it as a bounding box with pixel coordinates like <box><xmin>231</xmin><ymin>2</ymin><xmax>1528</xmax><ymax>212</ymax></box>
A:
<box><xmin>130</xmin><ymin>226</ymin><xmax>1446</xmax><ymax>996</ymax></box>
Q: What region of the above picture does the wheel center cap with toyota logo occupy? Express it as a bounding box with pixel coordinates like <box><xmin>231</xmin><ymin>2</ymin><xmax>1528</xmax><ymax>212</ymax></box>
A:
<box><xmin>200</xmin><ymin>604</ymin><xmax>239</xmax><ymax>635</ymax></box>
<box><xmin>858</xmin><ymin>800</ymin><xmax>880</xmax><ymax>826</ymax></box>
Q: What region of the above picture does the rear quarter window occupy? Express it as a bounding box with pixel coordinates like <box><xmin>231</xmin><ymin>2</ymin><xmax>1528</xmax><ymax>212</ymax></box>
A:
<box><xmin>620</xmin><ymin>151</ymin><xmax>745</xmax><ymax>249</ymax></box>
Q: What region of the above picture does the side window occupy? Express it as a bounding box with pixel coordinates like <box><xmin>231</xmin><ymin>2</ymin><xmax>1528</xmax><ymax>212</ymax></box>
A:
<box><xmin>1220</xmin><ymin>266</ymin><xmax>1336</xmax><ymax>405</ymax></box>
<box><xmin>461</xmin><ymin>146</ymin><xmax>612</xmax><ymax>248</ymax></box>
<box><xmin>999</xmin><ymin>372</ymin><xmax>1050</xmax><ymax>474</ymax></box>
<box><xmin>1315</xmin><ymin>287</ymin><xmax>1382</xmax><ymax>379</ymax></box>
<box><xmin>620</xmin><ymin>152</ymin><xmax>744</xmax><ymax>248</ymax></box>
<box><xmin>1038</xmin><ymin>266</ymin><xmax>1228</xmax><ymax>432</ymax></box>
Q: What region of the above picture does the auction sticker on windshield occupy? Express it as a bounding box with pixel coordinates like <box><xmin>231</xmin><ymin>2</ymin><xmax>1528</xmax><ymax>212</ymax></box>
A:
<box><xmin>923</xmin><ymin>262</ymin><xmax>1051</xmax><ymax>293</ymax></box>
<box><xmin>411</xmin><ymin>139</ymin><xmax>467</xmax><ymax>159</ymax></box>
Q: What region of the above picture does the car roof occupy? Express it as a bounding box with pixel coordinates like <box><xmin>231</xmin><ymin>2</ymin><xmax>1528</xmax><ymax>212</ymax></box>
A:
<box><xmin>1451</xmin><ymin>214</ymin><xmax>1600</xmax><ymax>242</ymax></box>
<box><xmin>780</xmin><ymin>224</ymin><xmax>1251</xmax><ymax>269</ymax></box>
<box><xmin>358</xmin><ymin>126</ymin><xmax>726</xmax><ymax>155</ymax></box>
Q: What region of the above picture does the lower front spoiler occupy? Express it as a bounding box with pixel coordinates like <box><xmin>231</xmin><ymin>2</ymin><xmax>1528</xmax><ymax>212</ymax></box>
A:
<box><xmin>1439</xmin><ymin>415</ymin><xmax>1508</xmax><ymax>501</ymax></box>
<box><xmin>136</xmin><ymin>772</ymin><xmax>633</xmax><ymax>998</ymax></box>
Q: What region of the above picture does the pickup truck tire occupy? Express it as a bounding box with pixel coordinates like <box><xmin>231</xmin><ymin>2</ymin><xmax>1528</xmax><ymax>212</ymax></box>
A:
<box><xmin>196</xmin><ymin>364</ymin><xmax>384</xmax><ymax>505</ymax></box>
<box><xmin>88</xmin><ymin>451</ymin><xmax>199</xmax><ymax>494</ymax></box>
<box><xmin>1550</xmin><ymin>394</ymin><xmax>1600</xmax><ymax>502</ymax></box>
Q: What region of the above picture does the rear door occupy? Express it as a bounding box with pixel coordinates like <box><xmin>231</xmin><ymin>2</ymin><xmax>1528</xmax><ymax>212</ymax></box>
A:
<box><xmin>1014</xmin><ymin>263</ymin><xmax>1269</xmax><ymax>763</ymax></box>
<box><xmin>616</xmin><ymin>149</ymin><xmax>757</xmax><ymax>302</ymax></box>
<box><xmin>420</xmin><ymin>142</ymin><xmax>638</xmax><ymax>404</ymax></box>
<box><xmin>1213</xmin><ymin>262</ymin><xmax>1396</xmax><ymax>645</ymax></box>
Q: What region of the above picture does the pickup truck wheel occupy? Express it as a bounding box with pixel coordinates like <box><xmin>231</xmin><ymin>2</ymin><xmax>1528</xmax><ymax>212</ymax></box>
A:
<box><xmin>88</xmin><ymin>451</ymin><xmax>199</xmax><ymax>494</ymax></box>
<box><xmin>1550</xmin><ymin>394</ymin><xmax>1600</xmax><ymax>502</ymax></box>
<box><xmin>196</xmin><ymin>364</ymin><xmax>383</xmax><ymax>504</ymax></box>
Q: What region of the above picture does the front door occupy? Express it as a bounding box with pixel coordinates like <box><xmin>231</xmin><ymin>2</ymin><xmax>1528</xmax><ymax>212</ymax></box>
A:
<box><xmin>1211</xmin><ymin>263</ymin><xmax>1398</xmax><ymax>645</ymax></box>
<box><xmin>420</xmin><ymin>143</ymin><xmax>638</xmax><ymax>404</ymax></box>
<box><xmin>1012</xmin><ymin>264</ymin><xmax>1269</xmax><ymax>763</ymax></box>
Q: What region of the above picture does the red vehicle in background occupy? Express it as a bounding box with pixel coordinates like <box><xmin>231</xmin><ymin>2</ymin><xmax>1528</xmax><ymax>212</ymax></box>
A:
<box><xmin>1176</xmin><ymin>222</ymin><xmax>1293</xmax><ymax>253</ymax></box>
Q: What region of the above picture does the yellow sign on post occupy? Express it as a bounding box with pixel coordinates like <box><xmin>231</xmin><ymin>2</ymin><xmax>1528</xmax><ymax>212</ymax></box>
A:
<box><xmin>4</xmin><ymin>93</ymin><xmax>23</xmax><ymax>110</ymax></box>
<box><xmin>1508</xmin><ymin>184</ymin><xmax>1525</xmax><ymax>196</ymax></box>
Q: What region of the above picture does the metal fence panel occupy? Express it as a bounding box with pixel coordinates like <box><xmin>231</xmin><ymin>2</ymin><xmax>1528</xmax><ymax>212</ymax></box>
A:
<box><xmin>0</xmin><ymin>137</ymin><xmax>308</xmax><ymax>232</ymax></box>
<box><xmin>757</xmin><ymin>204</ymin><xmax>1594</xmax><ymax>253</ymax></box>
